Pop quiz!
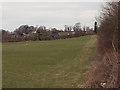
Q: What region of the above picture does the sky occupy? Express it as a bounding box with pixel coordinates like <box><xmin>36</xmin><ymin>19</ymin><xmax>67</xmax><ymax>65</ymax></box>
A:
<box><xmin>1</xmin><ymin>2</ymin><xmax>103</xmax><ymax>32</ymax></box>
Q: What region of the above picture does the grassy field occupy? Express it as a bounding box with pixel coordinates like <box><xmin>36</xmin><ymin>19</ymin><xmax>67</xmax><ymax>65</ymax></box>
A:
<box><xmin>2</xmin><ymin>35</ymin><xmax>97</xmax><ymax>88</ymax></box>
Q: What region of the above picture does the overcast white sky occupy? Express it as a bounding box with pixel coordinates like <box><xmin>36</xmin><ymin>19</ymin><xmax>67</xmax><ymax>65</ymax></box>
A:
<box><xmin>1</xmin><ymin>2</ymin><xmax>103</xmax><ymax>31</ymax></box>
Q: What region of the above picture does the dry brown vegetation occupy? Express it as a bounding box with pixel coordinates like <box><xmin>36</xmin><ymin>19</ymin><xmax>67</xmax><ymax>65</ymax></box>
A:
<box><xmin>85</xmin><ymin>1</ymin><xmax>119</xmax><ymax>88</ymax></box>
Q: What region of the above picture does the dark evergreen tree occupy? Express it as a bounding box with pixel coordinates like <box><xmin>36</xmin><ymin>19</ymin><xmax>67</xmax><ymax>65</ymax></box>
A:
<box><xmin>94</xmin><ymin>21</ymin><xmax>97</xmax><ymax>33</ymax></box>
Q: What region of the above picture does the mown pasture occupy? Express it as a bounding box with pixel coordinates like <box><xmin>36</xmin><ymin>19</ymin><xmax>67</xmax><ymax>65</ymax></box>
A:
<box><xmin>2</xmin><ymin>35</ymin><xmax>96</xmax><ymax>88</ymax></box>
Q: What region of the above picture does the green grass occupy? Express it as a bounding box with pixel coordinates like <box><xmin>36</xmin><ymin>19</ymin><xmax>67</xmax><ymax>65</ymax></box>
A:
<box><xmin>2</xmin><ymin>35</ymin><xmax>97</xmax><ymax>88</ymax></box>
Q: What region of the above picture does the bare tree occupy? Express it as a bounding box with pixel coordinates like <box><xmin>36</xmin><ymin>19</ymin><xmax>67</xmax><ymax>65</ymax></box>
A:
<box><xmin>64</xmin><ymin>25</ymin><xmax>72</xmax><ymax>32</ymax></box>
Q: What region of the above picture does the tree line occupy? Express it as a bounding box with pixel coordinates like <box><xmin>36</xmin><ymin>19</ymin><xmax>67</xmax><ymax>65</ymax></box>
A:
<box><xmin>2</xmin><ymin>22</ymin><xmax>96</xmax><ymax>42</ymax></box>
